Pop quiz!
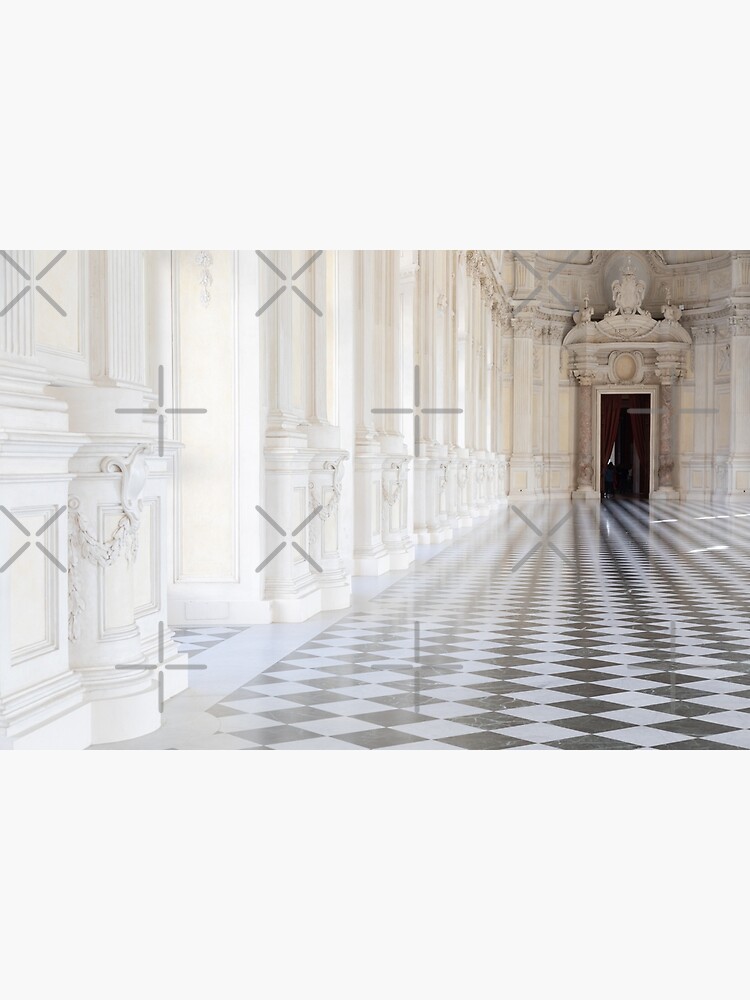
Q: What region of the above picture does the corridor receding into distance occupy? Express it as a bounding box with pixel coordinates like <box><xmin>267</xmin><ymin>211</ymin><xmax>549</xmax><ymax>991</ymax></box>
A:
<box><xmin>98</xmin><ymin>498</ymin><xmax>750</xmax><ymax>750</ymax></box>
<box><xmin>3</xmin><ymin>249</ymin><xmax>750</xmax><ymax>750</ymax></box>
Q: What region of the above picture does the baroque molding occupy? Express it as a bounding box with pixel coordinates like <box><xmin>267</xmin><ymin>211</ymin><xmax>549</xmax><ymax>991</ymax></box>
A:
<box><xmin>308</xmin><ymin>456</ymin><xmax>347</xmax><ymax>549</ymax></box>
<box><xmin>67</xmin><ymin>445</ymin><xmax>150</xmax><ymax>642</ymax></box>
<box><xmin>382</xmin><ymin>458</ymin><xmax>409</xmax><ymax>511</ymax></box>
<box><xmin>466</xmin><ymin>250</ymin><xmax>511</xmax><ymax>319</ymax></box>
<box><xmin>457</xmin><ymin>461</ymin><xmax>469</xmax><ymax>491</ymax></box>
<box><xmin>195</xmin><ymin>250</ymin><xmax>213</xmax><ymax>307</ymax></box>
<box><xmin>438</xmin><ymin>461</ymin><xmax>450</xmax><ymax>493</ymax></box>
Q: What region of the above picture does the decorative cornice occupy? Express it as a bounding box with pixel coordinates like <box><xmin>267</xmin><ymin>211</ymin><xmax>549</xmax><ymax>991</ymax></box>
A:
<box><xmin>466</xmin><ymin>250</ymin><xmax>511</xmax><ymax>319</ymax></box>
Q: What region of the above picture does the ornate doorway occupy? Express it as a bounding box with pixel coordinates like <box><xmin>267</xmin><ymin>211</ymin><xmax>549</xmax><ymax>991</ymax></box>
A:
<box><xmin>564</xmin><ymin>254</ymin><xmax>690</xmax><ymax>500</ymax></box>
<box><xmin>598</xmin><ymin>392</ymin><xmax>651</xmax><ymax>498</ymax></box>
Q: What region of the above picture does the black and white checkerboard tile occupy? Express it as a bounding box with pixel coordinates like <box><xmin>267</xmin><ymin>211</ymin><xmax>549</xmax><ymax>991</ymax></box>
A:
<box><xmin>207</xmin><ymin>499</ymin><xmax>750</xmax><ymax>749</ymax></box>
<box><xmin>173</xmin><ymin>626</ymin><xmax>250</xmax><ymax>659</ymax></box>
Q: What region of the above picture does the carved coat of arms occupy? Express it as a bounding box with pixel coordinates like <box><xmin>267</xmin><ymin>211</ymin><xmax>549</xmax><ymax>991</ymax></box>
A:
<box><xmin>607</xmin><ymin>259</ymin><xmax>649</xmax><ymax>318</ymax></box>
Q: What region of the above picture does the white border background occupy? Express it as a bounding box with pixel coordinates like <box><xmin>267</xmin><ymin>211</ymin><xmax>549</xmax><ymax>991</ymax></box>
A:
<box><xmin>2</xmin><ymin>1</ymin><xmax>749</xmax><ymax>997</ymax></box>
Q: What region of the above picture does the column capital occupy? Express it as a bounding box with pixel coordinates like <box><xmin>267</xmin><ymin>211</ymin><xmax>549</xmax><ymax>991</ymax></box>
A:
<box><xmin>729</xmin><ymin>314</ymin><xmax>750</xmax><ymax>336</ymax></box>
<box><xmin>511</xmin><ymin>318</ymin><xmax>535</xmax><ymax>340</ymax></box>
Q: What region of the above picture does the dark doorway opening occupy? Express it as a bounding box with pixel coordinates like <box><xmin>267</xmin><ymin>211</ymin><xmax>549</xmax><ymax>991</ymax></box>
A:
<box><xmin>600</xmin><ymin>393</ymin><xmax>650</xmax><ymax>499</ymax></box>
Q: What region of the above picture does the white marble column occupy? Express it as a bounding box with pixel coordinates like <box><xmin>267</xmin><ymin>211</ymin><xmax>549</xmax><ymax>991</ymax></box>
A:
<box><xmin>1</xmin><ymin>250</ymin><xmax>174</xmax><ymax>747</ymax></box>
<box><xmin>655</xmin><ymin>378</ymin><xmax>677</xmax><ymax>495</ymax></box>
<box><xmin>58</xmin><ymin>252</ymin><xmax>186</xmax><ymax>740</ymax></box>
<box><xmin>379</xmin><ymin>251</ymin><xmax>414</xmax><ymax>567</ymax></box>
<box><xmin>508</xmin><ymin>317</ymin><xmax>537</xmax><ymax>500</ymax></box>
<box><xmin>353</xmin><ymin>252</ymin><xmax>390</xmax><ymax>574</ymax></box>
<box><xmin>66</xmin><ymin>443</ymin><xmax>162</xmax><ymax>742</ymax></box>
<box><xmin>398</xmin><ymin>252</ymin><xmax>419</xmax><ymax>549</ymax></box>
<box><xmin>728</xmin><ymin>315</ymin><xmax>750</xmax><ymax>502</ymax></box>
<box><xmin>262</xmin><ymin>250</ymin><xmax>338</xmax><ymax>617</ymax></box>
<box><xmin>572</xmin><ymin>372</ymin><xmax>598</xmax><ymax>499</ymax></box>
<box><xmin>413</xmin><ymin>251</ymin><xmax>451</xmax><ymax>544</ymax></box>
<box><xmin>683</xmin><ymin>325</ymin><xmax>716</xmax><ymax>501</ymax></box>
<box><xmin>541</xmin><ymin>325</ymin><xmax>571</xmax><ymax>498</ymax></box>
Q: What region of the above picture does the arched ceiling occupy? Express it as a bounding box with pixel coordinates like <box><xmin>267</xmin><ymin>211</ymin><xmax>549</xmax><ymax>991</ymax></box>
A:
<box><xmin>659</xmin><ymin>250</ymin><xmax>728</xmax><ymax>265</ymax></box>
<box><xmin>496</xmin><ymin>249</ymin><xmax>739</xmax><ymax>315</ymax></box>
<box><xmin>534</xmin><ymin>251</ymin><xmax>596</xmax><ymax>265</ymax></box>
<box><xmin>535</xmin><ymin>250</ymin><xmax>728</xmax><ymax>266</ymax></box>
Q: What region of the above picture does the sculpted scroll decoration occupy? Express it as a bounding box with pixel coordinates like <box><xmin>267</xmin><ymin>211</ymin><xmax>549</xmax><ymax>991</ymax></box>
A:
<box><xmin>68</xmin><ymin>444</ymin><xmax>150</xmax><ymax>642</ymax></box>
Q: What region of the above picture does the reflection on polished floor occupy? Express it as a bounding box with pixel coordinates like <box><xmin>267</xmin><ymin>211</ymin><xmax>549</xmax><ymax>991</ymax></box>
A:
<box><xmin>97</xmin><ymin>499</ymin><xmax>750</xmax><ymax>750</ymax></box>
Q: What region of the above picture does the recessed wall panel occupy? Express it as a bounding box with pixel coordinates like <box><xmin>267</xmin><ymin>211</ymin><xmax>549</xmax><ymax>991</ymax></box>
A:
<box><xmin>176</xmin><ymin>251</ymin><xmax>237</xmax><ymax>581</ymax></box>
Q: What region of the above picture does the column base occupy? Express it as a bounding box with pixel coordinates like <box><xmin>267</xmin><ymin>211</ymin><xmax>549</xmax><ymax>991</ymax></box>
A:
<box><xmin>320</xmin><ymin>577</ymin><xmax>352</xmax><ymax>611</ymax></box>
<box><xmin>353</xmin><ymin>548</ymin><xmax>392</xmax><ymax>577</ymax></box>
<box><xmin>652</xmin><ymin>487</ymin><xmax>680</xmax><ymax>500</ymax></box>
<box><xmin>0</xmin><ymin>673</ymin><xmax>92</xmax><ymax>750</ymax></box>
<box><xmin>270</xmin><ymin>589</ymin><xmax>323</xmax><ymax>623</ymax></box>
<box><xmin>572</xmin><ymin>487</ymin><xmax>599</xmax><ymax>501</ymax></box>
<box><xmin>1</xmin><ymin>704</ymin><xmax>92</xmax><ymax>750</ymax></box>
<box><xmin>415</xmin><ymin>526</ymin><xmax>452</xmax><ymax>545</ymax></box>
<box><xmin>168</xmin><ymin>597</ymin><xmax>272</xmax><ymax>626</ymax></box>
<box><xmin>387</xmin><ymin>550</ymin><xmax>415</xmax><ymax>570</ymax></box>
<box><xmin>88</xmin><ymin>680</ymin><xmax>162</xmax><ymax>744</ymax></box>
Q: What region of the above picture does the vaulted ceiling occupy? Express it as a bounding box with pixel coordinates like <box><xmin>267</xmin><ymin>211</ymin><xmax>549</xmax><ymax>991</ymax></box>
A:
<box><xmin>535</xmin><ymin>250</ymin><xmax>729</xmax><ymax>266</ymax></box>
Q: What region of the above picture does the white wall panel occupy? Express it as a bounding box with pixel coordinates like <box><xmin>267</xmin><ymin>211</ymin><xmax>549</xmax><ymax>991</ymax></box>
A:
<box><xmin>174</xmin><ymin>250</ymin><xmax>237</xmax><ymax>582</ymax></box>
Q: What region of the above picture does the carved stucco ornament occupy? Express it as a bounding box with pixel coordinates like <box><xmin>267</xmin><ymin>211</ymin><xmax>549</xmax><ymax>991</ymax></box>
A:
<box><xmin>195</xmin><ymin>251</ymin><xmax>213</xmax><ymax>307</ymax></box>
<box><xmin>564</xmin><ymin>257</ymin><xmax>692</xmax><ymax>349</ymax></box>
<box><xmin>308</xmin><ymin>457</ymin><xmax>347</xmax><ymax>551</ymax></box>
<box><xmin>68</xmin><ymin>444</ymin><xmax>150</xmax><ymax>642</ymax></box>
<box><xmin>381</xmin><ymin>459</ymin><xmax>409</xmax><ymax>521</ymax></box>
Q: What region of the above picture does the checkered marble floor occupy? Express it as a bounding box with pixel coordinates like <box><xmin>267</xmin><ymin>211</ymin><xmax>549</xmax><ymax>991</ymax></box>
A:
<box><xmin>196</xmin><ymin>499</ymin><xmax>750</xmax><ymax>750</ymax></box>
<box><xmin>173</xmin><ymin>626</ymin><xmax>250</xmax><ymax>657</ymax></box>
<box><xmin>101</xmin><ymin>500</ymin><xmax>750</xmax><ymax>751</ymax></box>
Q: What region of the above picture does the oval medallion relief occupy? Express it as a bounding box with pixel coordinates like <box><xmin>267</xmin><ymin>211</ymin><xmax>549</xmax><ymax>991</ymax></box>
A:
<box><xmin>608</xmin><ymin>350</ymin><xmax>644</xmax><ymax>384</ymax></box>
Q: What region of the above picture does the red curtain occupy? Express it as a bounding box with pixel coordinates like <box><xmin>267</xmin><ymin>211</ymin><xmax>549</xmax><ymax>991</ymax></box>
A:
<box><xmin>629</xmin><ymin>395</ymin><xmax>650</xmax><ymax>494</ymax></box>
<box><xmin>600</xmin><ymin>395</ymin><xmax>622</xmax><ymax>491</ymax></box>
